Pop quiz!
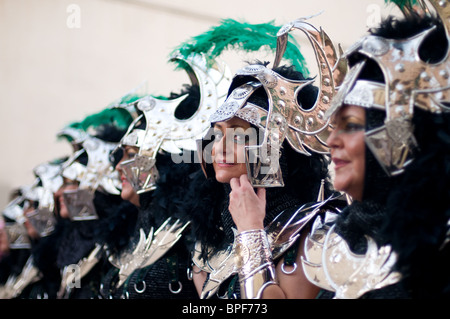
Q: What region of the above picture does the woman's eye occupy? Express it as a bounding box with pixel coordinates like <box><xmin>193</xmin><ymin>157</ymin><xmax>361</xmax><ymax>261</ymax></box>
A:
<box><xmin>213</xmin><ymin>131</ymin><xmax>224</xmax><ymax>141</ymax></box>
<box><xmin>126</xmin><ymin>151</ymin><xmax>137</xmax><ymax>159</ymax></box>
<box><xmin>343</xmin><ymin>122</ymin><xmax>365</xmax><ymax>132</ymax></box>
<box><xmin>233</xmin><ymin>134</ymin><xmax>247</xmax><ymax>145</ymax></box>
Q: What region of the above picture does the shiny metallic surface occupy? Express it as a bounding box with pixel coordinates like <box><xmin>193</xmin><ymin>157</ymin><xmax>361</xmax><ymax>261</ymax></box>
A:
<box><xmin>302</xmin><ymin>220</ymin><xmax>402</xmax><ymax>299</ymax></box>
<box><xmin>194</xmin><ymin>195</ymin><xmax>342</xmax><ymax>299</ymax></box>
<box><xmin>206</xmin><ymin>17</ymin><xmax>346</xmax><ymax>187</ymax></box>
<box><xmin>235</xmin><ymin>229</ymin><xmax>277</xmax><ymax>299</ymax></box>
<box><xmin>116</xmin><ymin>53</ymin><xmax>232</xmax><ymax>193</ymax></box>
<box><xmin>327</xmin><ymin>0</ymin><xmax>450</xmax><ymax>175</ymax></box>
<box><xmin>107</xmin><ymin>217</ymin><xmax>190</xmax><ymax>288</ymax></box>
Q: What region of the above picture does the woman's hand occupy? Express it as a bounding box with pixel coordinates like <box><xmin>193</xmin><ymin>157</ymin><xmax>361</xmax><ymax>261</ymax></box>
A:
<box><xmin>229</xmin><ymin>174</ymin><xmax>266</xmax><ymax>232</ymax></box>
<box><xmin>229</xmin><ymin>174</ymin><xmax>320</xmax><ymax>299</ymax></box>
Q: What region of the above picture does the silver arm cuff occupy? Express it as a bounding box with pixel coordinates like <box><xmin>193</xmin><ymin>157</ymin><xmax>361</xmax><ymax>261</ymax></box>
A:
<box><xmin>235</xmin><ymin>229</ymin><xmax>277</xmax><ymax>299</ymax></box>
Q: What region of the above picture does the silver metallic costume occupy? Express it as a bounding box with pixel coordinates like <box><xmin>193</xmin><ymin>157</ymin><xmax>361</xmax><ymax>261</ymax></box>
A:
<box><xmin>105</xmin><ymin>51</ymin><xmax>232</xmax><ymax>294</ymax></box>
<box><xmin>0</xmin><ymin>159</ymin><xmax>64</xmax><ymax>299</ymax></box>
<box><xmin>194</xmin><ymin>16</ymin><xmax>346</xmax><ymax>299</ymax></box>
<box><xmin>302</xmin><ymin>0</ymin><xmax>450</xmax><ymax>298</ymax></box>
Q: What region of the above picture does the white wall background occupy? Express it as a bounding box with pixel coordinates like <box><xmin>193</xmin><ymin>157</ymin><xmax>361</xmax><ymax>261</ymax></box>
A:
<box><xmin>0</xmin><ymin>0</ymin><xmax>402</xmax><ymax>208</ymax></box>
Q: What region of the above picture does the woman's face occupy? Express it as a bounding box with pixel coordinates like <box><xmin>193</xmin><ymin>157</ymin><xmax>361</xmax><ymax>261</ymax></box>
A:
<box><xmin>54</xmin><ymin>177</ymin><xmax>79</xmax><ymax>219</ymax></box>
<box><xmin>115</xmin><ymin>145</ymin><xmax>140</xmax><ymax>207</ymax></box>
<box><xmin>326</xmin><ymin>105</ymin><xmax>366</xmax><ymax>201</ymax></box>
<box><xmin>211</xmin><ymin>117</ymin><xmax>254</xmax><ymax>184</ymax></box>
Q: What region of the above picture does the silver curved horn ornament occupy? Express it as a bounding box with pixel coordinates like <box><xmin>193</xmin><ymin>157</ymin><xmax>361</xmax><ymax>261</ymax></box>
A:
<box><xmin>271</xmin><ymin>17</ymin><xmax>348</xmax><ymax>155</ymax></box>
<box><xmin>165</xmin><ymin>53</ymin><xmax>233</xmax><ymax>153</ymax></box>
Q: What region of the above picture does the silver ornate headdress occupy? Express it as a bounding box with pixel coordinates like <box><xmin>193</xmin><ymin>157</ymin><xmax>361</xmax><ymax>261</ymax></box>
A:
<box><xmin>56</xmin><ymin>98</ymin><xmax>137</xmax><ymax>220</ymax></box>
<box><xmin>204</xmin><ymin>16</ymin><xmax>347</xmax><ymax>187</ymax></box>
<box><xmin>57</xmin><ymin>127</ymin><xmax>89</xmax><ymax>151</ymax></box>
<box><xmin>2</xmin><ymin>187</ymin><xmax>31</xmax><ymax>248</ymax></box>
<box><xmin>326</xmin><ymin>0</ymin><xmax>450</xmax><ymax>176</ymax></box>
<box><xmin>114</xmin><ymin>52</ymin><xmax>232</xmax><ymax>194</ymax></box>
<box><xmin>60</xmin><ymin>135</ymin><xmax>122</xmax><ymax>221</ymax></box>
<box><xmin>15</xmin><ymin>161</ymin><xmax>64</xmax><ymax>237</ymax></box>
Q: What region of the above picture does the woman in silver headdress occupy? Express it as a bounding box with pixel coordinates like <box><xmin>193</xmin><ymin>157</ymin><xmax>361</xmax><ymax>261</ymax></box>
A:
<box><xmin>97</xmin><ymin>28</ymin><xmax>235</xmax><ymax>297</ymax></box>
<box><xmin>189</xmin><ymin>17</ymin><xmax>347</xmax><ymax>299</ymax></box>
<box><xmin>301</xmin><ymin>0</ymin><xmax>450</xmax><ymax>299</ymax></box>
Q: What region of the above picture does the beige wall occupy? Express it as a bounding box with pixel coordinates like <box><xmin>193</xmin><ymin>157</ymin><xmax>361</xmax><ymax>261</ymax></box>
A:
<box><xmin>0</xmin><ymin>0</ymin><xmax>401</xmax><ymax>208</ymax></box>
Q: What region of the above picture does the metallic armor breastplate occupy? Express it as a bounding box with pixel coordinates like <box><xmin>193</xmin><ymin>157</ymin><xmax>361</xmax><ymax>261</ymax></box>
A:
<box><xmin>301</xmin><ymin>212</ymin><xmax>402</xmax><ymax>299</ymax></box>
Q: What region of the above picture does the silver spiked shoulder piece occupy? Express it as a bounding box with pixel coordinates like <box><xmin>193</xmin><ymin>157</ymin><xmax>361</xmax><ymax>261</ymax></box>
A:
<box><xmin>301</xmin><ymin>214</ymin><xmax>402</xmax><ymax>299</ymax></box>
<box><xmin>0</xmin><ymin>256</ymin><xmax>41</xmax><ymax>299</ymax></box>
<box><xmin>107</xmin><ymin>217</ymin><xmax>190</xmax><ymax>292</ymax></box>
<box><xmin>58</xmin><ymin>244</ymin><xmax>103</xmax><ymax>299</ymax></box>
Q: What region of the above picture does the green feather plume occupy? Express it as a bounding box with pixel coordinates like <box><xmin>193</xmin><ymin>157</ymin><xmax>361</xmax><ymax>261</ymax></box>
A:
<box><xmin>171</xmin><ymin>18</ymin><xmax>309</xmax><ymax>76</ymax></box>
<box><xmin>68</xmin><ymin>107</ymin><xmax>133</xmax><ymax>132</ymax></box>
<box><xmin>384</xmin><ymin>0</ymin><xmax>419</xmax><ymax>14</ymax></box>
<box><xmin>384</xmin><ymin>0</ymin><xmax>422</xmax><ymax>18</ymax></box>
<box><xmin>60</xmin><ymin>93</ymin><xmax>143</xmax><ymax>141</ymax></box>
<box><xmin>384</xmin><ymin>0</ymin><xmax>418</xmax><ymax>7</ymax></box>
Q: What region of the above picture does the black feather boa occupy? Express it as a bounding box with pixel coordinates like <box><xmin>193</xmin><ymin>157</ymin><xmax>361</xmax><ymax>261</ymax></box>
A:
<box><xmin>131</xmin><ymin>151</ymin><xmax>202</xmax><ymax>250</ymax></box>
<box><xmin>381</xmin><ymin>110</ymin><xmax>450</xmax><ymax>298</ymax></box>
<box><xmin>55</xmin><ymin>191</ymin><xmax>138</xmax><ymax>268</ymax></box>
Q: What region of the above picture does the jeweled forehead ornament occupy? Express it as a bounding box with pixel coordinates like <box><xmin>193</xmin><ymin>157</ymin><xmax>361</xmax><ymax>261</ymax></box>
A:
<box><xmin>208</xmin><ymin>17</ymin><xmax>347</xmax><ymax>187</ymax></box>
<box><xmin>326</xmin><ymin>0</ymin><xmax>450</xmax><ymax>176</ymax></box>
<box><xmin>116</xmin><ymin>53</ymin><xmax>231</xmax><ymax>194</ymax></box>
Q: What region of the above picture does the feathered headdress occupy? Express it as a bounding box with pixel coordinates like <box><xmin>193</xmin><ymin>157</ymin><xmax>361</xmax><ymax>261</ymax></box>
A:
<box><xmin>171</xmin><ymin>18</ymin><xmax>309</xmax><ymax>76</ymax></box>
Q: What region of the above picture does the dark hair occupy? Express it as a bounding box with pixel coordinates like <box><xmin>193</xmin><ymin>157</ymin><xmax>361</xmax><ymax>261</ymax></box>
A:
<box><xmin>382</xmin><ymin>109</ymin><xmax>450</xmax><ymax>298</ymax></box>
<box><xmin>371</xmin><ymin>14</ymin><xmax>447</xmax><ymax>64</ymax></box>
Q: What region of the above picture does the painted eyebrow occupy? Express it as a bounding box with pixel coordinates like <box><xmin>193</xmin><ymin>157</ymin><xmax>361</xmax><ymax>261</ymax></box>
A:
<box><xmin>213</xmin><ymin>123</ymin><xmax>249</xmax><ymax>130</ymax></box>
<box><xmin>340</xmin><ymin>115</ymin><xmax>365</xmax><ymax>123</ymax></box>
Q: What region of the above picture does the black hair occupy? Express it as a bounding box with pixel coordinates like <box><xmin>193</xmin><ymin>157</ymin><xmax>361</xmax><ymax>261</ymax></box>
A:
<box><xmin>370</xmin><ymin>14</ymin><xmax>448</xmax><ymax>64</ymax></box>
<box><xmin>383</xmin><ymin>109</ymin><xmax>450</xmax><ymax>298</ymax></box>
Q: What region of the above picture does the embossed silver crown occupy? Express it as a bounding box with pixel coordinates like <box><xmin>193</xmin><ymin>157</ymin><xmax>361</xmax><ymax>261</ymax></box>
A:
<box><xmin>205</xmin><ymin>17</ymin><xmax>347</xmax><ymax>187</ymax></box>
<box><xmin>326</xmin><ymin>0</ymin><xmax>450</xmax><ymax>176</ymax></box>
<box><xmin>115</xmin><ymin>53</ymin><xmax>232</xmax><ymax>194</ymax></box>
